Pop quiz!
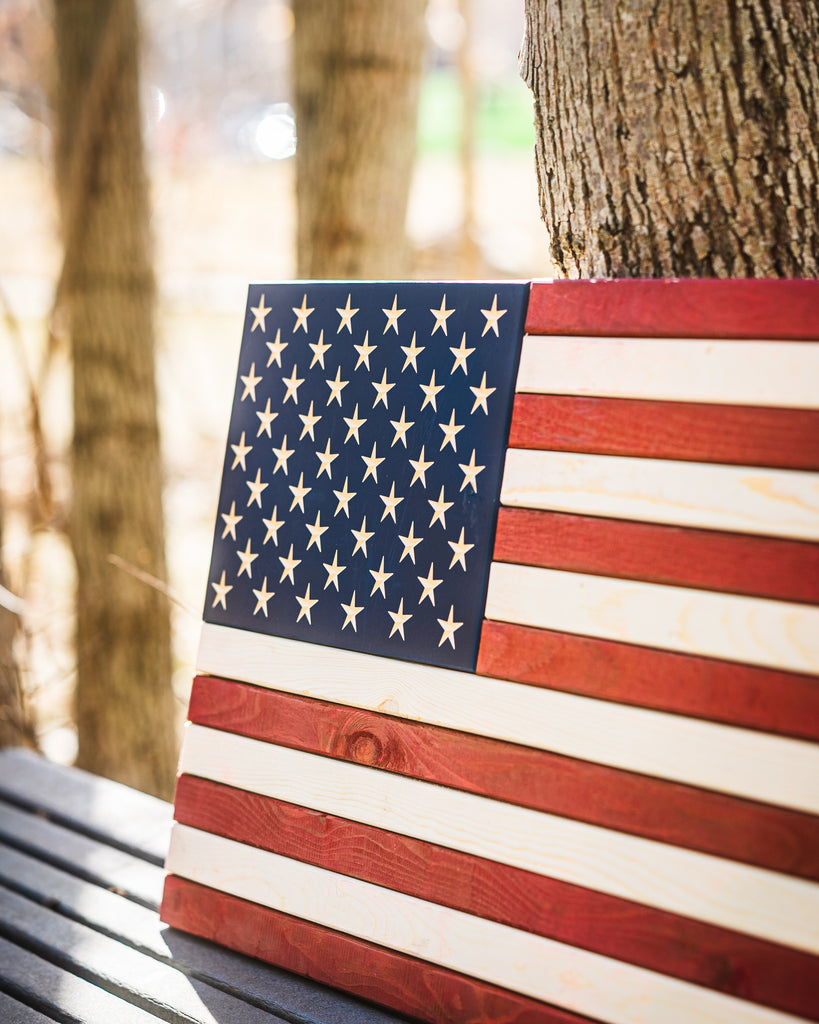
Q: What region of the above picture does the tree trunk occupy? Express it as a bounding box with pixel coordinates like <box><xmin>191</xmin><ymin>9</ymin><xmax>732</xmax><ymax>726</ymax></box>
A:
<box><xmin>520</xmin><ymin>0</ymin><xmax>819</xmax><ymax>278</ymax></box>
<box><xmin>292</xmin><ymin>0</ymin><xmax>427</xmax><ymax>279</ymax></box>
<box><xmin>0</xmin><ymin>494</ymin><xmax>35</xmax><ymax>750</ymax></box>
<box><xmin>52</xmin><ymin>0</ymin><xmax>176</xmax><ymax>797</ymax></box>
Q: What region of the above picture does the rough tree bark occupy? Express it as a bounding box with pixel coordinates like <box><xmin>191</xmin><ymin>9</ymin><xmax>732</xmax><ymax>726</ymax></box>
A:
<box><xmin>520</xmin><ymin>0</ymin><xmax>819</xmax><ymax>278</ymax></box>
<box><xmin>52</xmin><ymin>0</ymin><xmax>176</xmax><ymax>797</ymax></box>
<box><xmin>292</xmin><ymin>0</ymin><xmax>427</xmax><ymax>279</ymax></box>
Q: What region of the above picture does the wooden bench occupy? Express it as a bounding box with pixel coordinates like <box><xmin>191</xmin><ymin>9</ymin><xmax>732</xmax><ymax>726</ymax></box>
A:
<box><xmin>0</xmin><ymin>747</ymin><xmax>410</xmax><ymax>1024</ymax></box>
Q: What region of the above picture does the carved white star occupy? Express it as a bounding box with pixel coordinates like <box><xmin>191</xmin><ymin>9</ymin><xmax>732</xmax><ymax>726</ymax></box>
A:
<box><xmin>288</xmin><ymin>472</ymin><xmax>311</xmax><ymax>513</ymax></box>
<box><xmin>246</xmin><ymin>468</ymin><xmax>268</xmax><ymax>508</ymax></box>
<box><xmin>295</xmin><ymin>583</ymin><xmax>317</xmax><ymax>624</ymax></box>
<box><xmin>437</xmin><ymin>605</ymin><xmax>463</xmax><ymax>648</ymax></box>
<box><xmin>236</xmin><ymin>538</ymin><xmax>258</xmax><ymax>579</ymax></box>
<box><xmin>469</xmin><ymin>371</ymin><xmax>496</xmax><ymax>414</ymax></box>
<box><xmin>417</xmin><ymin>563</ymin><xmax>443</xmax><ymax>606</ymax></box>
<box><xmin>351</xmin><ymin>517</ymin><xmax>374</xmax><ymax>557</ymax></box>
<box><xmin>210</xmin><ymin>570</ymin><xmax>232</xmax><ymax>610</ymax></box>
<box><xmin>341</xmin><ymin>590</ymin><xmax>364</xmax><ymax>632</ymax></box>
<box><xmin>354</xmin><ymin>331</ymin><xmax>377</xmax><ymax>370</ymax></box>
<box><xmin>361</xmin><ymin>442</ymin><xmax>384</xmax><ymax>483</ymax></box>
<box><xmin>388</xmin><ymin>598</ymin><xmax>412</xmax><ymax>640</ymax></box>
<box><xmin>371</xmin><ymin>368</ymin><xmax>395</xmax><ymax>410</ymax></box>
<box><xmin>428</xmin><ymin>485</ymin><xmax>453</xmax><ymax>529</ymax></box>
<box><xmin>390</xmin><ymin>407</ymin><xmax>414</xmax><ymax>448</ymax></box>
<box><xmin>262</xmin><ymin>504</ymin><xmax>284</xmax><ymax>545</ymax></box>
<box><xmin>438</xmin><ymin>409</ymin><xmax>464</xmax><ymax>452</ymax></box>
<box><xmin>409</xmin><ymin>446</ymin><xmax>434</xmax><ymax>487</ymax></box>
<box><xmin>343</xmin><ymin>403</ymin><xmax>367</xmax><ymax>444</ymax></box>
<box><xmin>449</xmin><ymin>333</ymin><xmax>474</xmax><ymax>375</ymax></box>
<box><xmin>266</xmin><ymin>328</ymin><xmax>288</xmax><ymax>368</ymax></box>
<box><xmin>292</xmin><ymin>294</ymin><xmax>314</xmax><ymax>333</ymax></box>
<box><xmin>430</xmin><ymin>295</ymin><xmax>455</xmax><ymax>336</ymax></box>
<box><xmin>252</xmin><ymin>576</ymin><xmax>274</xmax><ymax>616</ymax></box>
<box><xmin>316</xmin><ymin>438</ymin><xmax>338</xmax><ymax>479</ymax></box>
<box><xmin>250</xmin><ymin>293</ymin><xmax>271</xmax><ymax>332</ymax></box>
<box><xmin>282</xmin><ymin>364</ymin><xmax>305</xmax><ymax>405</ymax></box>
<box><xmin>256</xmin><ymin>398</ymin><xmax>278</xmax><ymax>438</ymax></box>
<box><xmin>379</xmin><ymin>481</ymin><xmax>404</xmax><ymax>522</ymax></box>
<box><xmin>298</xmin><ymin>400</ymin><xmax>321</xmax><ymax>441</ymax></box>
<box><xmin>382</xmin><ymin>294</ymin><xmax>405</xmax><ymax>334</ymax></box>
<box><xmin>220</xmin><ymin>500</ymin><xmax>242</xmax><ymax>540</ymax></box>
<box><xmin>272</xmin><ymin>434</ymin><xmax>294</xmax><ymax>475</ymax></box>
<box><xmin>401</xmin><ymin>332</ymin><xmax>424</xmax><ymax>372</ymax></box>
<box><xmin>398</xmin><ymin>521</ymin><xmax>423</xmax><ymax>563</ymax></box>
<box><xmin>337</xmin><ymin>294</ymin><xmax>359</xmax><ymax>333</ymax></box>
<box><xmin>448</xmin><ymin>527</ymin><xmax>475</xmax><ymax>571</ymax></box>
<box><xmin>481</xmin><ymin>293</ymin><xmax>507</xmax><ymax>337</ymax></box>
<box><xmin>458</xmin><ymin>449</ymin><xmax>485</xmax><ymax>492</ymax></box>
<box><xmin>278</xmin><ymin>543</ymin><xmax>301</xmax><ymax>585</ymax></box>
<box><xmin>333</xmin><ymin>476</ymin><xmax>356</xmax><ymax>518</ymax></box>
<box><xmin>305</xmin><ymin>510</ymin><xmax>328</xmax><ymax>551</ymax></box>
<box><xmin>369</xmin><ymin>556</ymin><xmax>393</xmax><ymax>598</ymax></box>
<box><xmin>240</xmin><ymin>362</ymin><xmax>262</xmax><ymax>401</ymax></box>
<box><xmin>322</xmin><ymin>550</ymin><xmax>347</xmax><ymax>591</ymax></box>
<box><xmin>326</xmin><ymin>366</ymin><xmax>349</xmax><ymax>406</ymax></box>
<box><xmin>420</xmin><ymin>369</ymin><xmax>444</xmax><ymax>412</ymax></box>
<box><xmin>230</xmin><ymin>431</ymin><xmax>252</xmax><ymax>471</ymax></box>
<box><xmin>309</xmin><ymin>329</ymin><xmax>332</xmax><ymax>369</ymax></box>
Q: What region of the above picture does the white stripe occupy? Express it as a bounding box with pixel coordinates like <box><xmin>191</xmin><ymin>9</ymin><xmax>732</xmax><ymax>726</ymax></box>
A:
<box><xmin>517</xmin><ymin>335</ymin><xmax>819</xmax><ymax>409</ymax></box>
<box><xmin>500</xmin><ymin>449</ymin><xmax>819</xmax><ymax>541</ymax></box>
<box><xmin>485</xmin><ymin>562</ymin><xmax>819</xmax><ymax>675</ymax></box>
<box><xmin>177</xmin><ymin>729</ymin><xmax>819</xmax><ymax>957</ymax></box>
<box><xmin>197</xmin><ymin>623</ymin><xmax>819</xmax><ymax>815</ymax></box>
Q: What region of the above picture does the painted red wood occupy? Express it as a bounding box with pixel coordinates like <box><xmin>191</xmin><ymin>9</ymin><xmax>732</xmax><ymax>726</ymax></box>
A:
<box><xmin>525</xmin><ymin>279</ymin><xmax>819</xmax><ymax>340</ymax></box>
<box><xmin>161</xmin><ymin>874</ymin><xmax>584</xmax><ymax>1024</ymax></box>
<box><xmin>476</xmin><ymin>621</ymin><xmax>819</xmax><ymax>743</ymax></box>
<box><xmin>169</xmin><ymin>776</ymin><xmax>819</xmax><ymax>1021</ymax></box>
<box><xmin>188</xmin><ymin>675</ymin><xmax>819</xmax><ymax>880</ymax></box>
<box><xmin>508</xmin><ymin>394</ymin><xmax>819</xmax><ymax>471</ymax></box>
<box><xmin>492</xmin><ymin>507</ymin><xmax>819</xmax><ymax>605</ymax></box>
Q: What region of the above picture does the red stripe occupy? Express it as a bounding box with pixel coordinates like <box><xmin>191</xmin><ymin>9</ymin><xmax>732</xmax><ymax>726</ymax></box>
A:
<box><xmin>508</xmin><ymin>394</ymin><xmax>819</xmax><ymax>471</ymax></box>
<box><xmin>160</xmin><ymin>874</ymin><xmax>584</xmax><ymax>1024</ymax></box>
<box><xmin>188</xmin><ymin>675</ymin><xmax>819</xmax><ymax>880</ymax></box>
<box><xmin>493</xmin><ymin>507</ymin><xmax>819</xmax><ymax>605</ymax></box>
<box><xmin>525</xmin><ymin>279</ymin><xmax>819</xmax><ymax>340</ymax></box>
<box><xmin>476</xmin><ymin>621</ymin><xmax>819</xmax><ymax>743</ymax></box>
<box><xmin>168</xmin><ymin>776</ymin><xmax>819</xmax><ymax>1021</ymax></box>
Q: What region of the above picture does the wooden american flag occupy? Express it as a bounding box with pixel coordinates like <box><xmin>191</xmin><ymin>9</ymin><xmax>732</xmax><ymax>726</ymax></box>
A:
<box><xmin>161</xmin><ymin>279</ymin><xmax>819</xmax><ymax>1024</ymax></box>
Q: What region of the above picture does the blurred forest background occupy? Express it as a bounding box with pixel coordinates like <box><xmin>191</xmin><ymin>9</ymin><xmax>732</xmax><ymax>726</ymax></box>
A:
<box><xmin>0</xmin><ymin>0</ymin><xmax>551</xmax><ymax>793</ymax></box>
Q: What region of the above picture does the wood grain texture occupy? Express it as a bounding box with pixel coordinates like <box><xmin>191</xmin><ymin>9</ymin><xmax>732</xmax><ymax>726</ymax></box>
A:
<box><xmin>508</xmin><ymin>394</ymin><xmax>819</xmax><ymax>471</ymax></box>
<box><xmin>525</xmin><ymin>280</ymin><xmax>819</xmax><ymax>340</ymax></box>
<box><xmin>493</xmin><ymin>507</ymin><xmax>819</xmax><ymax>604</ymax></box>
<box><xmin>171</xmin><ymin>775</ymin><xmax>819</xmax><ymax>1020</ymax></box>
<box><xmin>178</xmin><ymin>725</ymin><xmax>819</xmax><ymax>951</ymax></box>
<box><xmin>500</xmin><ymin>448</ymin><xmax>819</xmax><ymax>541</ymax></box>
<box><xmin>165</xmin><ymin>824</ymin><xmax>810</xmax><ymax>1024</ymax></box>
<box><xmin>197</xmin><ymin>624</ymin><xmax>819</xmax><ymax>811</ymax></box>
<box><xmin>189</xmin><ymin>675</ymin><xmax>819</xmax><ymax>880</ymax></box>
<box><xmin>476</xmin><ymin>620</ymin><xmax>819</xmax><ymax>743</ymax></box>
<box><xmin>161</xmin><ymin>875</ymin><xmax>587</xmax><ymax>1024</ymax></box>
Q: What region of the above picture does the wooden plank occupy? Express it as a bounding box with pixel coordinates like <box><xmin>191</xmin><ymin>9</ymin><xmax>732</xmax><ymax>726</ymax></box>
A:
<box><xmin>493</xmin><ymin>507</ymin><xmax>819</xmax><ymax>604</ymax></box>
<box><xmin>524</xmin><ymin>279</ymin><xmax>819</xmax><ymax>340</ymax></box>
<box><xmin>507</xmin><ymin>394</ymin><xmax>819</xmax><ymax>470</ymax></box>
<box><xmin>189</xmin><ymin>675</ymin><xmax>819</xmax><ymax>880</ymax></box>
<box><xmin>172</xmin><ymin>775</ymin><xmax>819</xmax><ymax>1021</ymax></box>
<box><xmin>476</xmin><ymin>621</ymin><xmax>819</xmax><ymax>742</ymax></box>
<box><xmin>485</xmin><ymin>562</ymin><xmax>819</xmax><ymax>677</ymax></box>
<box><xmin>0</xmin><ymin>991</ymin><xmax>56</xmax><ymax>1024</ymax></box>
<box><xmin>516</xmin><ymin>336</ymin><xmax>819</xmax><ymax>408</ymax></box>
<box><xmin>500</xmin><ymin>448</ymin><xmax>819</xmax><ymax>541</ymax></box>
<box><xmin>178</xmin><ymin>725</ymin><xmax>819</xmax><ymax>951</ymax></box>
<box><xmin>166</xmin><ymin>824</ymin><xmax>809</xmax><ymax>1024</ymax></box>
<box><xmin>197</xmin><ymin>624</ymin><xmax>819</xmax><ymax>810</ymax></box>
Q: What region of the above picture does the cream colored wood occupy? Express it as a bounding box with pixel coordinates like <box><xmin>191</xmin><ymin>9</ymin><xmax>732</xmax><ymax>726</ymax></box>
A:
<box><xmin>516</xmin><ymin>335</ymin><xmax>819</xmax><ymax>409</ymax></box>
<box><xmin>500</xmin><ymin>449</ymin><xmax>819</xmax><ymax>541</ymax></box>
<box><xmin>167</xmin><ymin>825</ymin><xmax>808</xmax><ymax>1024</ymax></box>
<box><xmin>177</xmin><ymin>725</ymin><xmax>819</xmax><ymax>954</ymax></box>
<box><xmin>485</xmin><ymin>562</ymin><xmax>819</xmax><ymax>675</ymax></box>
<box><xmin>197</xmin><ymin>624</ymin><xmax>819</xmax><ymax>814</ymax></box>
